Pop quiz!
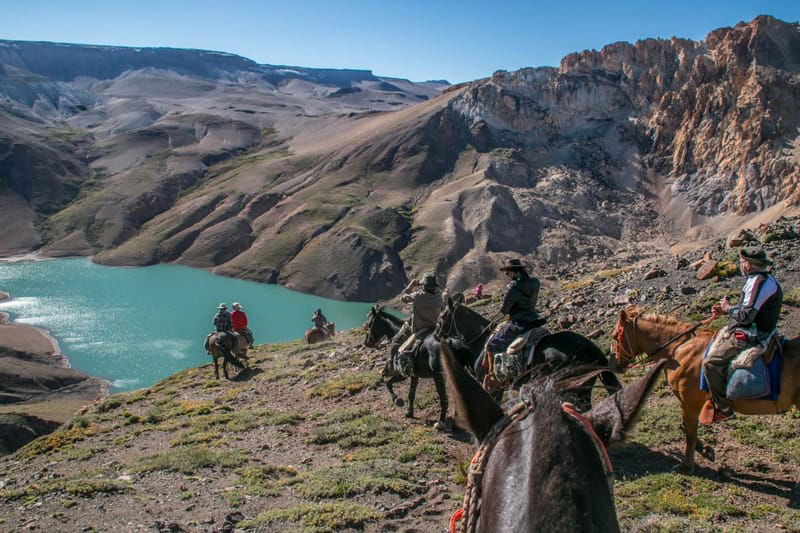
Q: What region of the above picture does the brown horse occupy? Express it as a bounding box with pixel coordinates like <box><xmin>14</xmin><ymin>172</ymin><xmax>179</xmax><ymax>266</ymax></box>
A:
<box><xmin>612</xmin><ymin>306</ymin><xmax>800</xmax><ymax>473</ymax></box>
<box><xmin>205</xmin><ymin>331</ymin><xmax>249</xmax><ymax>379</ymax></box>
<box><xmin>440</xmin><ymin>342</ymin><xmax>666</xmax><ymax>532</ymax></box>
<box><xmin>305</xmin><ymin>323</ymin><xmax>336</xmax><ymax>344</ymax></box>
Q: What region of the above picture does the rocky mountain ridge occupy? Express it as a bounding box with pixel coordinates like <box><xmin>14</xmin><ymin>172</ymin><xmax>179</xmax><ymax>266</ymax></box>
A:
<box><xmin>1</xmin><ymin>16</ymin><xmax>798</xmax><ymax>300</ymax></box>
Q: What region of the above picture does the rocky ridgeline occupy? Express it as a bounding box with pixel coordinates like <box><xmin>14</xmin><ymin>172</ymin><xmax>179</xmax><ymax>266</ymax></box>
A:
<box><xmin>529</xmin><ymin>215</ymin><xmax>800</xmax><ymax>344</ymax></box>
<box><xmin>1</xmin><ymin>17</ymin><xmax>798</xmax><ymax>301</ymax></box>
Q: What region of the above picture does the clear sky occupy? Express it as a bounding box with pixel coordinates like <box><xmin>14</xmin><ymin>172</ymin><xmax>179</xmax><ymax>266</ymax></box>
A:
<box><xmin>0</xmin><ymin>1</ymin><xmax>796</xmax><ymax>83</ymax></box>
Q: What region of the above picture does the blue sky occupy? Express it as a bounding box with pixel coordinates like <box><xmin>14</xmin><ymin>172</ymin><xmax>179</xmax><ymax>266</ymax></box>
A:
<box><xmin>1</xmin><ymin>1</ymin><xmax>796</xmax><ymax>83</ymax></box>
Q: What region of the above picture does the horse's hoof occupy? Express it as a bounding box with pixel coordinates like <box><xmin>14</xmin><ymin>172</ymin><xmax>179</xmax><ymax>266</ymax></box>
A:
<box><xmin>673</xmin><ymin>463</ymin><xmax>695</xmax><ymax>475</ymax></box>
<box><xmin>394</xmin><ymin>398</ymin><xmax>405</xmax><ymax>407</ymax></box>
<box><xmin>405</xmin><ymin>412</ymin><xmax>414</xmax><ymax>419</ymax></box>
<box><xmin>434</xmin><ymin>420</ymin><xmax>453</xmax><ymax>432</ymax></box>
<box><xmin>702</xmin><ymin>446</ymin><xmax>716</xmax><ymax>462</ymax></box>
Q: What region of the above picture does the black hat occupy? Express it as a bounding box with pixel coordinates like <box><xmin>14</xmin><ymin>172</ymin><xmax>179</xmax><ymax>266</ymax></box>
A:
<box><xmin>499</xmin><ymin>258</ymin><xmax>529</xmax><ymax>272</ymax></box>
<box><xmin>740</xmin><ymin>246</ymin><xmax>773</xmax><ymax>267</ymax></box>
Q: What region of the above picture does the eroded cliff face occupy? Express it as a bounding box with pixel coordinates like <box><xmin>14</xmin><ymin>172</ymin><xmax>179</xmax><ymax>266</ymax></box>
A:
<box><xmin>1</xmin><ymin>17</ymin><xmax>798</xmax><ymax>299</ymax></box>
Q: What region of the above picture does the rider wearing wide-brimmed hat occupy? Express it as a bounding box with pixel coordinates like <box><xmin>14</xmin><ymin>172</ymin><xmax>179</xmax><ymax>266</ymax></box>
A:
<box><xmin>389</xmin><ymin>272</ymin><xmax>444</xmax><ymax>358</ymax></box>
<box><xmin>704</xmin><ymin>246</ymin><xmax>783</xmax><ymax>422</ymax></box>
<box><xmin>213</xmin><ymin>303</ymin><xmax>233</xmax><ymax>332</ymax></box>
<box><xmin>483</xmin><ymin>258</ymin><xmax>542</xmax><ymax>377</ymax></box>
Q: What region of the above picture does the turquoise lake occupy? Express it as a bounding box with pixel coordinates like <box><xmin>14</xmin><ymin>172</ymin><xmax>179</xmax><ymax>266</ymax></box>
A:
<box><xmin>0</xmin><ymin>258</ymin><xmax>373</xmax><ymax>392</ymax></box>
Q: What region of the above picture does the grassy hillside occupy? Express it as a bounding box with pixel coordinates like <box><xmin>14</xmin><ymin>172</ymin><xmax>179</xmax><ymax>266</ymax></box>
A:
<box><xmin>1</xmin><ymin>324</ymin><xmax>798</xmax><ymax>532</ymax></box>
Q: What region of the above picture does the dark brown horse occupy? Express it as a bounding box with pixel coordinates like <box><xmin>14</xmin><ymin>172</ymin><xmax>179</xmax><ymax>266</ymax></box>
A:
<box><xmin>362</xmin><ymin>305</ymin><xmax>478</xmax><ymax>430</ymax></box>
<box><xmin>612</xmin><ymin>306</ymin><xmax>800</xmax><ymax>473</ymax></box>
<box><xmin>435</xmin><ymin>297</ymin><xmax>621</xmax><ymax>409</ymax></box>
<box><xmin>205</xmin><ymin>331</ymin><xmax>249</xmax><ymax>379</ymax></box>
<box><xmin>362</xmin><ymin>305</ymin><xmax>405</xmax><ymax>348</ymax></box>
<box><xmin>440</xmin><ymin>342</ymin><xmax>666</xmax><ymax>532</ymax></box>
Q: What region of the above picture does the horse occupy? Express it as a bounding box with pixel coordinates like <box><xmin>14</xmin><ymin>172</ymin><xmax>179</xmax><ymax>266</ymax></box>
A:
<box><xmin>440</xmin><ymin>342</ymin><xmax>667</xmax><ymax>532</ymax></box>
<box><xmin>305</xmin><ymin>323</ymin><xmax>335</xmax><ymax>344</ymax></box>
<box><xmin>205</xmin><ymin>331</ymin><xmax>249</xmax><ymax>379</ymax></box>
<box><xmin>435</xmin><ymin>297</ymin><xmax>621</xmax><ymax>409</ymax></box>
<box><xmin>612</xmin><ymin>306</ymin><xmax>800</xmax><ymax>473</ymax></box>
<box><xmin>362</xmin><ymin>305</ymin><xmax>405</xmax><ymax>348</ymax></box>
<box><xmin>362</xmin><ymin>305</ymin><xmax>479</xmax><ymax>430</ymax></box>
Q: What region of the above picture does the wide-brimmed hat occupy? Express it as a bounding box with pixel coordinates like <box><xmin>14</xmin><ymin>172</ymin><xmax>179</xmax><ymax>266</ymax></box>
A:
<box><xmin>232</xmin><ymin>302</ymin><xmax>242</xmax><ymax>310</ymax></box>
<box><xmin>422</xmin><ymin>273</ymin><xmax>438</xmax><ymax>288</ymax></box>
<box><xmin>740</xmin><ymin>246</ymin><xmax>773</xmax><ymax>267</ymax></box>
<box><xmin>499</xmin><ymin>258</ymin><xmax>529</xmax><ymax>272</ymax></box>
<box><xmin>218</xmin><ymin>303</ymin><xmax>228</xmax><ymax>310</ymax></box>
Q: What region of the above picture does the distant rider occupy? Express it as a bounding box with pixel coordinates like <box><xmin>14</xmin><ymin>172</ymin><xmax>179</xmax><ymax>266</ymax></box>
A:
<box><xmin>389</xmin><ymin>273</ymin><xmax>444</xmax><ymax>357</ymax></box>
<box><xmin>704</xmin><ymin>246</ymin><xmax>783</xmax><ymax>423</ymax></box>
<box><xmin>311</xmin><ymin>308</ymin><xmax>329</xmax><ymax>330</ymax></box>
<box><xmin>231</xmin><ymin>302</ymin><xmax>254</xmax><ymax>348</ymax></box>
<box><xmin>484</xmin><ymin>258</ymin><xmax>542</xmax><ymax>377</ymax></box>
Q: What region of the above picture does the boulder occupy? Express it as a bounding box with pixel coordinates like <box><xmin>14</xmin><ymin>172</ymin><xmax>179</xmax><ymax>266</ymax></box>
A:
<box><xmin>643</xmin><ymin>268</ymin><xmax>667</xmax><ymax>280</ymax></box>
<box><xmin>696</xmin><ymin>260</ymin><xmax>718</xmax><ymax>280</ymax></box>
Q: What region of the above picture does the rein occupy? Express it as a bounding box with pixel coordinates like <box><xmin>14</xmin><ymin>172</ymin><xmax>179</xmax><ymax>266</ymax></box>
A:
<box><xmin>614</xmin><ymin>313</ymin><xmax>715</xmax><ymax>366</ymax></box>
<box><xmin>449</xmin><ymin>401</ymin><xmax>613</xmax><ymax>533</ymax></box>
<box><xmin>439</xmin><ymin>306</ymin><xmax>499</xmax><ymax>347</ymax></box>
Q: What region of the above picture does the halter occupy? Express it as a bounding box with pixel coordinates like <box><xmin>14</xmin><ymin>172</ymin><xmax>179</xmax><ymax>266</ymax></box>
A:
<box><xmin>449</xmin><ymin>401</ymin><xmax>613</xmax><ymax>533</ymax></box>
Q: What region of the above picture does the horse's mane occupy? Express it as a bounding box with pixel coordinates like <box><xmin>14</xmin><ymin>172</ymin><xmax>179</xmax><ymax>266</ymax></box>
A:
<box><xmin>378</xmin><ymin>307</ymin><xmax>406</xmax><ymax>324</ymax></box>
<box><xmin>625</xmin><ymin>306</ymin><xmax>711</xmax><ymax>331</ymax></box>
<box><xmin>455</xmin><ymin>302</ymin><xmax>490</xmax><ymax>325</ymax></box>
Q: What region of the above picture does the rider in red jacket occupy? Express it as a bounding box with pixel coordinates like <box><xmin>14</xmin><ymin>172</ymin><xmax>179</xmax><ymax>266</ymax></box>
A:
<box><xmin>231</xmin><ymin>302</ymin><xmax>254</xmax><ymax>347</ymax></box>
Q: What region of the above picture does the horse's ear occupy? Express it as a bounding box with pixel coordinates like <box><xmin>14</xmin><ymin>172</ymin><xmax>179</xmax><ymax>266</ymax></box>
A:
<box><xmin>453</xmin><ymin>292</ymin><xmax>465</xmax><ymax>305</ymax></box>
<box><xmin>440</xmin><ymin>343</ymin><xmax>504</xmax><ymax>441</ymax></box>
<box><xmin>584</xmin><ymin>360</ymin><xmax>666</xmax><ymax>446</ymax></box>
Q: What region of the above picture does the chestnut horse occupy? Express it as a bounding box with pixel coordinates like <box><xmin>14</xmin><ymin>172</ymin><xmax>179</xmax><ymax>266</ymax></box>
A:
<box><xmin>612</xmin><ymin>306</ymin><xmax>800</xmax><ymax>473</ymax></box>
<box><xmin>440</xmin><ymin>342</ymin><xmax>666</xmax><ymax>532</ymax></box>
<box><xmin>305</xmin><ymin>323</ymin><xmax>335</xmax><ymax>344</ymax></box>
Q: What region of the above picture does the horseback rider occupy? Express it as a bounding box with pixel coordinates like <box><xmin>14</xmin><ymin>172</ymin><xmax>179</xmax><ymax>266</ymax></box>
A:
<box><xmin>311</xmin><ymin>308</ymin><xmax>329</xmax><ymax>329</ymax></box>
<box><xmin>231</xmin><ymin>302</ymin><xmax>254</xmax><ymax>348</ymax></box>
<box><xmin>704</xmin><ymin>246</ymin><xmax>783</xmax><ymax>422</ymax></box>
<box><xmin>212</xmin><ymin>303</ymin><xmax>235</xmax><ymax>357</ymax></box>
<box><xmin>389</xmin><ymin>273</ymin><xmax>444</xmax><ymax>358</ymax></box>
<box><xmin>484</xmin><ymin>258</ymin><xmax>542</xmax><ymax>379</ymax></box>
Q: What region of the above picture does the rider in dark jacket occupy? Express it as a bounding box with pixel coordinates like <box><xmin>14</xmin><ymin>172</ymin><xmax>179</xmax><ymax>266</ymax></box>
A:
<box><xmin>485</xmin><ymin>258</ymin><xmax>542</xmax><ymax>369</ymax></box>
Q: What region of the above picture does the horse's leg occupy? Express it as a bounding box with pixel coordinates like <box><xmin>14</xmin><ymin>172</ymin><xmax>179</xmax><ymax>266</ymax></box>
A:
<box><xmin>385</xmin><ymin>375</ymin><xmax>405</xmax><ymax>407</ymax></box>
<box><xmin>406</xmin><ymin>376</ymin><xmax>418</xmax><ymax>419</ymax></box>
<box><xmin>432</xmin><ymin>374</ymin><xmax>452</xmax><ymax>431</ymax></box>
<box><xmin>676</xmin><ymin>402</ymin><xmax>702</xmax><ymax>474</ymax></box>
<box><xmin>213</xmin><ymin>356</ymin><xmax>220</xmax><ymax>380</ymax></box>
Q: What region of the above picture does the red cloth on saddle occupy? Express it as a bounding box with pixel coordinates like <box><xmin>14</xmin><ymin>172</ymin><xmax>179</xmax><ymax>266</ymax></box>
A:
<box><xmin>231</xmin><ymin>310</ymin><xmax>248</xmax><ymax>330</ymax></box>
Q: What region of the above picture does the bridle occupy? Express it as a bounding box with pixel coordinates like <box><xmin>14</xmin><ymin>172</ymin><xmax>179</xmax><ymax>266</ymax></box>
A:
<box><xmin>436</xmin><ymin>305</ymin><xmax>498</xmax><ymax>347</ymax></box>
<box><xmin>449</xmin><ymin>400</ymin><xmax>613</xmax><ymax>533</ymax></box>
<box><xmin>612</xmin><ymin>312</ymin><xmax>715</xmax><ymax>369</ymax></box>
<box><xmin>612</xmin><ymin>314</ymin><xmax>642</xmax><ymax>368</ymax></box>
<box><xmin>363</xmin><ymin>311</ymin><xmax>386</xmax><ymax>348</ymax></box>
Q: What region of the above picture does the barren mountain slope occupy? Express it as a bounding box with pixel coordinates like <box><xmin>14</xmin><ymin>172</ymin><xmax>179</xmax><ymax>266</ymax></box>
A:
<box><xmin>1</xmin><ymin>16</ymin><xmax>799</xmax><ymax>300</ymax></box>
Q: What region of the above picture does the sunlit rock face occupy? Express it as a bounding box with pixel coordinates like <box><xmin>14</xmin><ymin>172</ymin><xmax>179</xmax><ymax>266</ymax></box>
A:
<box><xmin>0</xmin><ymin>16</ymin><xmax>797</xmax><ymax>299</ymax></box>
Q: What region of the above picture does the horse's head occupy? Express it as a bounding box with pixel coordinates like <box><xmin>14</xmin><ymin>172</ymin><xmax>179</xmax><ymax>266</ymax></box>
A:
<box><xmin>440</xmin><ymin>341</ymin><xmax>665</xmax><ymax>531</ymax></box>
<box><xmin>363</xmin><ymin>305</ymin><xmax>383</xmax><ymax>348</ymax></box>
<box><xmin>611</xmin><ymin>306</ymin><xmax>644</xmax><ymax>370</ymax></box>
<box><xmin>435</xmin><ymin>296</ymin><xmax>459</xmax><ymax>340</ymax></box>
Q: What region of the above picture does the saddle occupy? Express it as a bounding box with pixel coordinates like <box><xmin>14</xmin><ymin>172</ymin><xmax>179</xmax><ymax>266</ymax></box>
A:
<box><xmin>394</xmin><ymin>329</ymin><xmax>431</xmax><ymax>377</ymax></box>
<box><xmin>493</xmin><ymin>327</ymin><xmax>550</xmax><ymax>384</ymax></box>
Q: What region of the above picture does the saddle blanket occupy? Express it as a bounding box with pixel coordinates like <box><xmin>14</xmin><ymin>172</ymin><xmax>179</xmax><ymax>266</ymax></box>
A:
<box><xmin>700</xmin><ymin>338</ymin><xmax>784</xmax><ymax>401</ymax></box>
